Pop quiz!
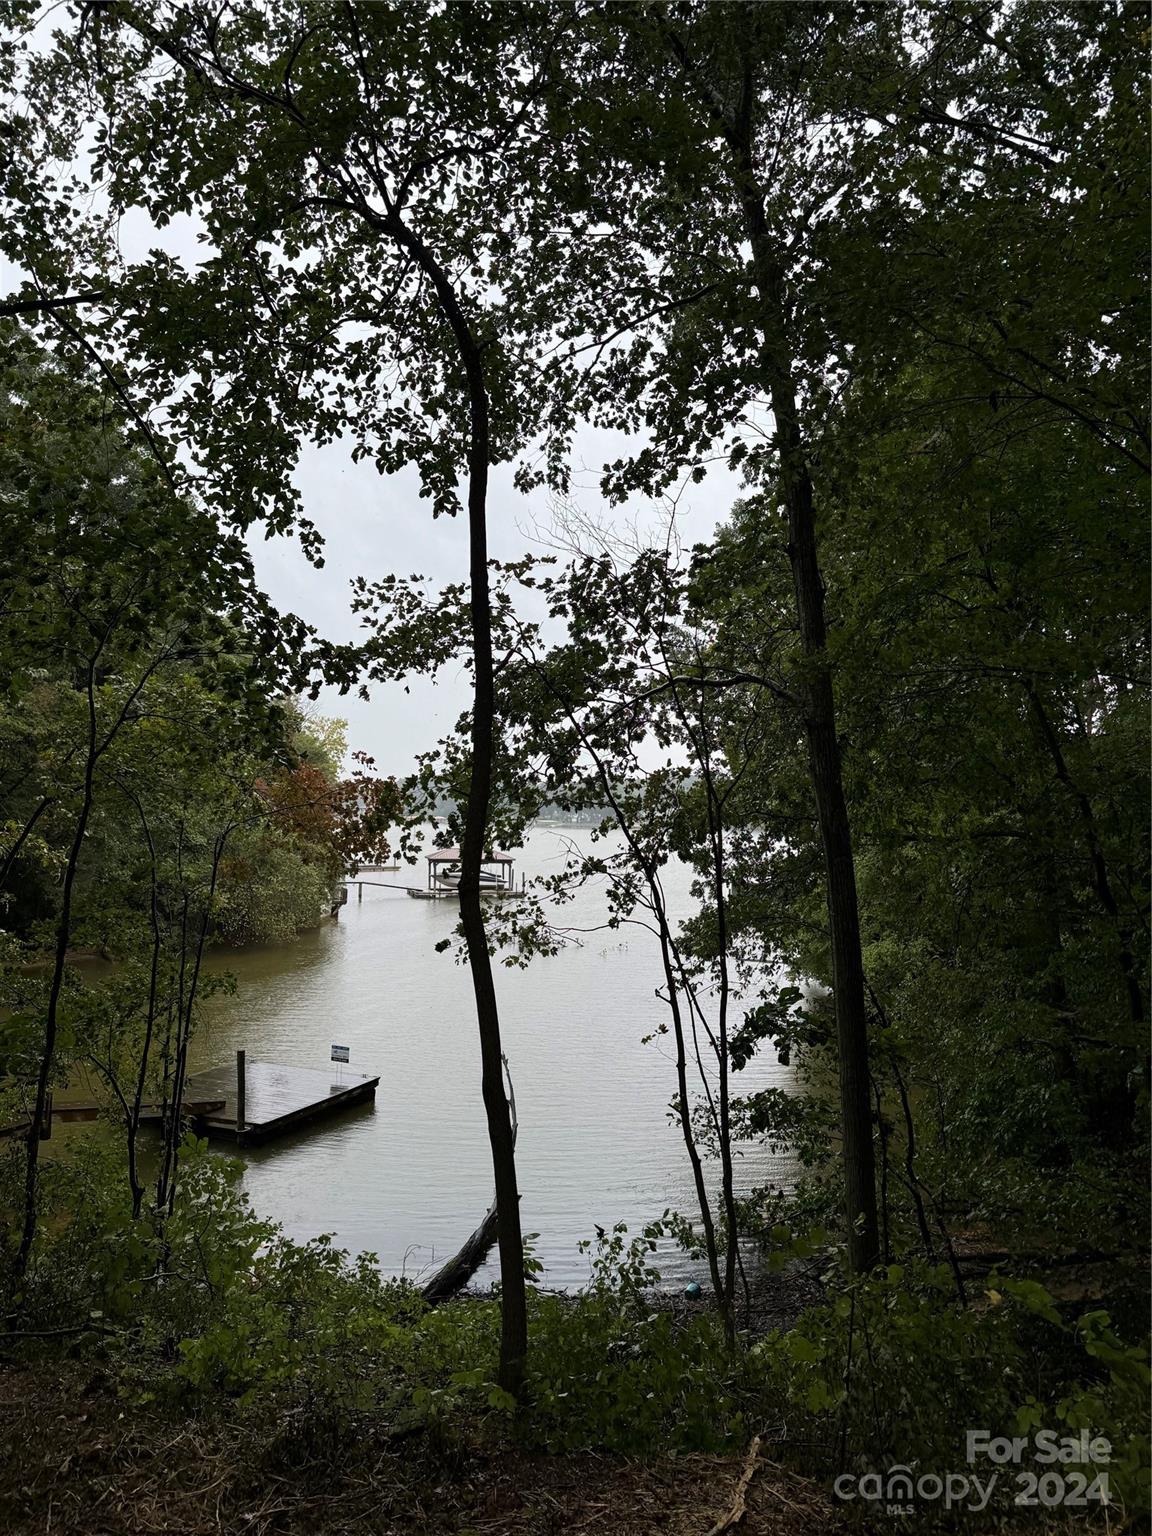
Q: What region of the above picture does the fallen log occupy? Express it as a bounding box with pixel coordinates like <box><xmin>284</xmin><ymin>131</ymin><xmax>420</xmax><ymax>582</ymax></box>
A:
<box><xmin>421</xmin><ymin>1203</ymin><xmax>500</xmax><ymax>1305</ymax></box>
<box><xmin>421</xmin><ymin>1055</ymin><xmax>517</xmax><ymax>1305</ymax></box>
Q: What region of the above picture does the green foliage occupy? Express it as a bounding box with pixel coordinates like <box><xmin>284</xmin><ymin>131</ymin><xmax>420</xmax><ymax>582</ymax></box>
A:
<box><xmin>758</xmin><ymin>1262</ymin><xmax>1025</xmax><ymax>1464</ymax></box>
<box><xmin>173</xmin><ymin>1234</ymin><xmax>425</xmax><ymax>1410</ymax></box>
<box><xmin>0</xmin><ymin>340</ymin><xmax>399</xmax><ymax>1233</ymax></box>
<box><xmin>1008</xmin><ymin>1293</ymin><xmax>1152</xmax><ymax>1511</ymax></box>
<box><xmin>522</xmin><ymin>1290</ymin><xmax>739</xmax><ymax>1454</ymax></box>
<box><xmin>516</xmin><ymin>1222</ymin><xmax>742</xmax><ymax>1453</ymax></box>
<box><xmin>3</xmin><ymin>1145</ymin><xmax>749</xmax><ymax>1454</ymax></box>
<box><xmin>0</xmin><ymin>0</ymin><xmax>1145</xmax><ymax>1497</ymax></box>
<box><xmin>0</xmin><ymin>1134</ymin><xmax>272</xmax><ymax>1334</ymax></box>
<box><xmin>174</xmin><ymin>1213</ymin><xmax>752</xmax><ymax>1456</ymax></box>
<box><xmin>5</xmin><ymin>1138</ymin><xmax>1147</xmax><ymax>1501</ymax></box>
<box><xmin>213</xmin><ymin>829</ymin><xmax>336</xmax><ymax>945</ymax></box>
<box><xmin>752</xmin><ymin>1262</ymin><xmax>1150</xmax><ymax>1508</ymax></box>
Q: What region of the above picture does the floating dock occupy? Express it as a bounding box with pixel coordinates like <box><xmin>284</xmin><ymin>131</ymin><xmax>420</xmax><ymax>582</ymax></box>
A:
<box><xmin>182</xmin><ymin>1060</ymin><xmax>379</xmax><ymax>1146</ymax></box>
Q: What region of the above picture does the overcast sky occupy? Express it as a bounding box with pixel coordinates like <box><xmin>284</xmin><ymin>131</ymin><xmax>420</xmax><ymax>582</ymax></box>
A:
<box><xmin>3</xmin><ymin>274</ymin><xmax>744</xmax><ymax>781</ymax></box>
<box><xmin>278</xmin><ymin>430</ymin><xmax>742</xmax><ymax>777</ymax></box>
<box><xmin>2</xmin><ymin>161</ymin><xmax>745</xmax><ymax>782</ymax></box>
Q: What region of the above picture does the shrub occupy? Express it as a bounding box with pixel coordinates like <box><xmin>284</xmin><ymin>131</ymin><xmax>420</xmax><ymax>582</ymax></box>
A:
<box><xmin>750</xmin><ymin>1259</ymin><xmax>1150</xmax><ymax>1515</ymax></box>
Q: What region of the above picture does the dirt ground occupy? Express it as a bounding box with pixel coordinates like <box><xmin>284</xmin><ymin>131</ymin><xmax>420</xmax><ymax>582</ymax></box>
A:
<box><xmin>0</xmin><ymin>1362</ymin><xmax>839</xmax><ymax>1536</ymax></box>
<box><xmin>1</xmin><ymin>1364</ymin><xmax>1138</xmax><ymax>1536</ymax></box>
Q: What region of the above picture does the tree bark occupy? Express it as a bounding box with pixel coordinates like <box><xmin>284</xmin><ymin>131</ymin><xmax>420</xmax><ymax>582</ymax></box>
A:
<box><xmin>756</xmin><ymin>287</ymin><xmax>879</xmax><ymax>1275</ymax></box>
<box><xmin>660</xmin><ymin>15</ymin><xmax>880</xmax><ymax>1275</ymax></box>
<box><xmin>121</xmin><ymin>788</ymin><xmax>162</xmax><ymax>1218</ymax></box>
<box><xmin>734</xmin><ymin>177</ymin><xmax>880</xmax><ymax>1279</ymax></box>
<box><xmin>389</xmin><ymin>219</ymin><xmax>528</xmax><ymax>1396</ymax></box>
<box><xmin>454</xmin><ymin>361</ymin><xmax>529</xmax><ymax>1397</ymax></box>
<box><xmin>13</xmin><ymin>665</ymin><xmax>99</xmax><ymax>1285</ymax></box>
<box><xmin>0</xmin><ymin>289</ymin><xmax>105</xmax><ymax>319</ymax></box>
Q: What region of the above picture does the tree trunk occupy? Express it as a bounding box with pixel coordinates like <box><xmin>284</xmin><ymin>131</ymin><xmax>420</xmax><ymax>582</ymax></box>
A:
<box><xmin>13</xmin><ymin>666</ymin><xmax>99</xmax><ymax>1285</ymax></box>
<box><xmin>735</xmin><ymin>160</ymin><xmax>880</xmax><ymax>1277</ymax></box>
<box><xmin>658</xmin><ymin>17</ymin><xmax>882</xmax><ymax>1275</ymax></box>
<box><xmin>539</xmin><ymin>690</ymin><xmax>727</xmax><ymax>1314</ymax></box>
<box><xmin>1026</xmin><ymin>683</ymin><xmax>1145</xmax><ymax>1025</ymax></box>
<box><xmin>390</xmin><ymin>218</ymin><xmax>528</xmax><ymax>1396</ymax></box>
<box><xmin>123</xmin><ymin>791</ymin><xmax>162</xmax><ymax>1218</ymax></box>
<box><xmin>456</xmin><ymin>378</ymin><xmax>529</xmax><ymax>1396</ymax></box>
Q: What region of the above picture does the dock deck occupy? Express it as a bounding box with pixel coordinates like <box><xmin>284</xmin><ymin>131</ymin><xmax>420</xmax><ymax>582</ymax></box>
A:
<box><xmin>183</xmin><ymin>1061</ymin><xmax>379</xmax><ymax>1145</ymax></box>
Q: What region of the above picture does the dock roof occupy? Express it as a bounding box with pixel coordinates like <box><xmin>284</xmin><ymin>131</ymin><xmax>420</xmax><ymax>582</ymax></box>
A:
<box><xmin>426</xmin><ymin>847</ymin><xmax>514</xmax><ymax>864</ymax></box>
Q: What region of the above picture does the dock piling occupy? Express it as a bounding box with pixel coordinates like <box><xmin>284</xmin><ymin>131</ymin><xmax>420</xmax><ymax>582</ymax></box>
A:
<box><xmin>180</xmin><ymin>1060</ymin><xmax>379</xmax><ymax>1144</ymax></box>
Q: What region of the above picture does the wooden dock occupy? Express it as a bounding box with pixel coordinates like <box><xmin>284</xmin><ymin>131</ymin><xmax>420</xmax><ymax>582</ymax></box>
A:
<box><xmin>0</xmin><ymin>1097</ymin><xmax>225</xmax><ymax>1142</ymax></box>
<box><xmin>405</xmin><ymin>847</ymin><xmax>521</xmax><ymax>899</ymax></box>
<box><xmin>182</xmin><ymin>1061</ymin><xmax>380</xmax><ymax>1146</ymax></box>
<box><xmin>341</xmin><ymin>850</ymin><xmax>523</xmax><ymax>903</ymax></box>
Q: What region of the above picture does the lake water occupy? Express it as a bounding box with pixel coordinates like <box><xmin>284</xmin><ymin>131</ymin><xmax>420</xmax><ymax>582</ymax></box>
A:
<box><xmin>192</xmin><ymin>828</ymin><xmax>793</xmax><ymax>1289</ymax></box>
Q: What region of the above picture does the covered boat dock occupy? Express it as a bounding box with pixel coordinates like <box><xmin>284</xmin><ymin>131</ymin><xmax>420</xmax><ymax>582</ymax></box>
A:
<box><xmin>409</xmin><ymin>847</ymin><xmax>518</xmax><ymax>899</ymax></box>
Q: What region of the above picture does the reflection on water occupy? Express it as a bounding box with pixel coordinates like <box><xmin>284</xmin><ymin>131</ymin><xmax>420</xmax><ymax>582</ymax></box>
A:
<box><xmin>193</xmin><ymin>829</ymin><xmax>792</xmax><ymax>1288</ymax></box>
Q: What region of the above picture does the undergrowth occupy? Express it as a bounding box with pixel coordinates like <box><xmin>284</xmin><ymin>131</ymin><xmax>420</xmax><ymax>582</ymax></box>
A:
<box><xmin>1</xmin><ymin>1134</ymin><xmax>1147</xmax><ymax>1523</ymax></box>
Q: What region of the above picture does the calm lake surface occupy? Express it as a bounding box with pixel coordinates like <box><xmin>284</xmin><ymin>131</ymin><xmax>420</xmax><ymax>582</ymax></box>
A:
<box><xmin>192</xmin><ymin>829</ymin><xmax>793</xmax><ymax>1289</ymax></box>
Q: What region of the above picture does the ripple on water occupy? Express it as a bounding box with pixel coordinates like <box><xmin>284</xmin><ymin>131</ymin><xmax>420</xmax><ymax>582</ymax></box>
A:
<box><xmin>195</xmin><ymin>830</ymin><xmax>795</xmax><ymax>1289</ymax></box>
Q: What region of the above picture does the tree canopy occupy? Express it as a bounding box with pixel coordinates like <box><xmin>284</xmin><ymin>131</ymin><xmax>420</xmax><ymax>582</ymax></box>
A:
<box><xmin>0</xmin><ymin>0</ymin><xmax>1146</xmax><ymax>1510</ymax></box>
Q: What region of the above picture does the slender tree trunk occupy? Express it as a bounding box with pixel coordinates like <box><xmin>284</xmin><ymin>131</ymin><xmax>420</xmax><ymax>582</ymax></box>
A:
<box><xmin>696</xmin><ymin>733</ymin><xmax>739</xmax><ymax>1328</ymax></box>
<box><xmin>455</xmin><ymin>372</ymin><xmax>528</xmax><ymax>1399</ymax></box>
<box><xmin>591</xmin><ymin>763</ymin><xmax>725</xmax><ymax>1309</ymax></box>
<box><xmin>0</xmin><ymin>796</ymin><xmax>55</xmax><ymax>891</ymax></box>
<box><xmin>155</xmin><ymin>892</ymin><xmax>191</xmax><ymax>1214</ymax></box>
<box><xmin>1025</xmin><ymin>683</ymin><xmax>1145</xmax><ymax>1024</ymax></box>
<box><xmin>163</xmin><ymin>830</ymin><xmax>227</xmax><ymax>1220</ymax></box>
<box><xmin>654</xmin><ymin>917</ymin><xmax>728</xmax><ymax>1308</ymax></box>
<box><xmin>13</xmin><ymin>666</ymin><xmax>99</xmax><ymax>1284</ymax></box>
<box><xmin>871</xmin><ymin>1078</ymin><xmax>892</xmax><ymax>1264</ymax></box>
<box><xmin>740</xmin><ymin>230</ymin><xmax>879</xmax><ymax>1275</ymax></box>
<box><xmin>126</xmin><ymin>793</ymin><xmax>162</xmax><ymax>1218</ymax></box>
<box><xmin>535</xmin><ymin>683</ymin><xmax>727</xmax><ymax>1312</ymax></box>
<box><xmin>655</xmin><ymin>654</ymin><xmax>736</xmax><ymax>1324</ymax></box>
<box><xmin>709</xmin><ymin>824</ymin><xmax>737</xmax><ymax>1306</ymax></box>
<box><xmin>390</xmin><ymin>220</ymin><xmax>528</xmax><ymax>1396</ymax></box>
<box><xmin>153</xmin><ymin>828</ymin><xmax>227</xmax><ymax>1225</ymax></box>
<box><xmin>656</xmin><ymin>24</ymin><xmax>881</xmax><ymax>1272</ymax></box>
